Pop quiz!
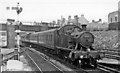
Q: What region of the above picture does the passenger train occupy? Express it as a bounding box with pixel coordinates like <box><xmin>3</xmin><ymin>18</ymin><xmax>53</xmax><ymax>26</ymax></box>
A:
<box><xmin>21</xmin><ymin>25</ymin><xmax>104</xmax><ymax>67</ymax></box>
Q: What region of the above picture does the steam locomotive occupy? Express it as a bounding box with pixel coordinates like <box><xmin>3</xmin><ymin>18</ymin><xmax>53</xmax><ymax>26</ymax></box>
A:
<box><xmin>21</xmin><ymin>25</ymin><xmax>104</xmax><ymax>68</ymax></box>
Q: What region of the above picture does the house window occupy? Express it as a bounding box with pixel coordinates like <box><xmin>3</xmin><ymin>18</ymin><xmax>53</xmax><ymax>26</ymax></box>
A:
<box><xmin>115</xmin><ymin>17</ymin><xmax>117</xmax><ymax>22</ymax></box>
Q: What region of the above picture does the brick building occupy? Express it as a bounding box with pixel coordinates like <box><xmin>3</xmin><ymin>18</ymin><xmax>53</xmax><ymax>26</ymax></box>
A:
<box><xmin>108</xmin><ymin>1</ymin><xmax>120</xmax><ymax>30</ymax></box>
<box><xmin>118</xmin><ymin>1</ymin><xmax>120</xmax><ymax>22</ymax></box>
<box><xmin>108</xmin><ymin>10</ymin><xmax>120</xmax><ymax>30</ymax></box>
<box><xmin>67</xmin><ymin>15</ymin><xmax>89</xmax><ymax>30</ymax></box>
<box><xmin>108</xmin><ymin>11</ymin><xmax>118</xmax><ymax>24</ymax></box>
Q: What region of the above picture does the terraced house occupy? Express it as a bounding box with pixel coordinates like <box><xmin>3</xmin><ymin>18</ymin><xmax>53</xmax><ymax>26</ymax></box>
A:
<box><xmin>108</xmin><ymin>10</ymin><xmax>120</xmax><ymax>30</ymax></box>
<box><xmin>108</xmin><ymin>11</ymin><xmax>118</xmax><ymax>24</ymax></box>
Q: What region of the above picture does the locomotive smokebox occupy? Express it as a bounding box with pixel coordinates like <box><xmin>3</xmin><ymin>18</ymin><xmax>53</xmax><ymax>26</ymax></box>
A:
<box><xmin>77</xmin><ymin>31</ymin><xmax>94</xmax><ymax>48</ymax></box>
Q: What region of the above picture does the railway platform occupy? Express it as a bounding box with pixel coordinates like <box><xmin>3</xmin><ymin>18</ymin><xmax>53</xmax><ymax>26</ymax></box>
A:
<box><xmin>0</xmin><ymin>48</ymin><xmax>33</xmax><ymax>71</ymax></box>
<box><xmin>98</xmin><ymin>58</ymin><xmax>120</xmax><ymax>65</ymax></box>
<box><xmin>1</xmin><ymin>47</ymin><xmax>76</xmax><ymax>72</ymax></box>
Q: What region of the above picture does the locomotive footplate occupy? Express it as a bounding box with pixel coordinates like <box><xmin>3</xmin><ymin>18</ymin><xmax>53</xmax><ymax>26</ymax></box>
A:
<box><xmin>69</xmin><ymin>50</ymin><xmax>103</xmax><ymax>60</ymax></box>
<box><xmin>69</xmin><ymin>50</ymin><xmax>102</xmax><ymax>67</ymax></box>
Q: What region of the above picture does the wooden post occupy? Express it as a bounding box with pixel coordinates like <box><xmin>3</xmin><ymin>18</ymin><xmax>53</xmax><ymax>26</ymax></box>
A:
<box><xmin>0</xmin><ymin>53</ymin><xmax>1</xmax><ymax>72</ymax></box>
<box><xmin>14</xmin><ymin>48</ymin><xmax>19</xmax><ymax>60</ymax></box>
<box><xmin>0</xmin><ymin>53</ymin><xmax>3</xmax><ymax>72</ymax></box>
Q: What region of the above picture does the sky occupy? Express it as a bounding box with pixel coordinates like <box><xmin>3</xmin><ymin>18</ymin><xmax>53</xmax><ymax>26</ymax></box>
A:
<box><xmin>0</xmin><ymin>0</ymin><xmax>119</xmax><ymax>23</ymax></box>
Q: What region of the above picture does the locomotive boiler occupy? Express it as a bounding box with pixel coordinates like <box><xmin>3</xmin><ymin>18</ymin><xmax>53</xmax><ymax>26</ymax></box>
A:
<box><xmin>21</xmin><ymin>25</ymin><xmax>104</xmax><ymax>68</ymax></box>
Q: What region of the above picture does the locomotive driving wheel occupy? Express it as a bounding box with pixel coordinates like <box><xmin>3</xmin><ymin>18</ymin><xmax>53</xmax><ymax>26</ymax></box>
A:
<box><xmin>90</xmin><ymin>58</ymin><xmax>98</xmax><ymax>68</ymax></box>
<box><xmin>73</xmin><ymin>59</ymin><xmax>80</xmax><ymax>67</ymax></box>
<box><xmin>80</xmin><ymin>59</ymin><xmax>85</xmax><ymax>66</ymax></box>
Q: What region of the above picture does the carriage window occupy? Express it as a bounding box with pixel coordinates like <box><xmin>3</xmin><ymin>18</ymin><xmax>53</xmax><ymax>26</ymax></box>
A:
<box><xmin>47</xmin><ymin>35</ymin><xmax>48</xmax><ymax>41</ymax></box>
<box><xmin>111</xmin><ymin>18</ymin><xmax>112</xmax><ymax>23</ymax></box>
<box><xmin>48</xmin><ymin>35</ymin><xmax>50</xmax><ymax>41</ymax></box>
<box><xmin>115</xmin><ymin>17</ymin><xmax>117</xmax><ymax>22</ymax></box>
<box><xmin>51</xmin><ymin>35</ymin><xmax>52</xmax><ymax>41</ymax></box>
<box><xmin>50</xmin><ymin>35</ymin><xmax>51</xmax><ymax>41</ymax></box>
<box><xmin>49</xmin><ymin>35</ymin><xmax>51</xmax><ymax>41</ymax></box>
<box><xmin>48</xmin><ymin>35</ymin><xmax>49</xmax><ymax>41</ymax></box>
<box><xmin>48</xmin><ymin>34</ymin><xmax>51</xmax><ymax>41</ymax></box>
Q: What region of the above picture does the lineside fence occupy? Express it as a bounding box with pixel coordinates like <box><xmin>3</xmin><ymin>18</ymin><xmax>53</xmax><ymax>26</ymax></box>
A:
<box><xmin>0</xmin><ymin>48</ymin><xmax>19</xmax><ymax>66</ymax></box>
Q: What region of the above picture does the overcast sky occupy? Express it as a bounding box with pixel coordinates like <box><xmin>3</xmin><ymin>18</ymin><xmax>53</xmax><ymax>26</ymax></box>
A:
<box><xmin>0</xmin><ymin>0</ymin><xmax>119</xmax><ymax>22</ymax></box>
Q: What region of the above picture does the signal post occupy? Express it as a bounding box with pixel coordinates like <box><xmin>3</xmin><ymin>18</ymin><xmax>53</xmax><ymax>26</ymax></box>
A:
<box><xmin>15</xmin><ymin>2</ymin><xmax>23</xmax><ymax>61</ymax></box>
<box><xmin>7</xmin><ymin>2</ymin><xmax>23</xmax><ymax>60</ymax></box>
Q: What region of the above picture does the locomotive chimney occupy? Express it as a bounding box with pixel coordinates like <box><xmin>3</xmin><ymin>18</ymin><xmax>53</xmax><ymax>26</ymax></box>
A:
<box><xmin>81</xmin><ymin>25</ymin><xmax>87</xmax><ymax>31</ymax></box>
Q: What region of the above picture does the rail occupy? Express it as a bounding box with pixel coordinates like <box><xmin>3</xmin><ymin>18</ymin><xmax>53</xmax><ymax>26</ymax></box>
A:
<box><xmin>21</xmin><ymin>47</ymin><xmax>64</xmax><ymax>73</ymax></box>
<box><xmin>21</xmin><ymin>47</ymin><xmax>42</xmax><ymax>72</ymax></box>
<box><xmin>97</xmin><ymin>48</ymin><xmax>120</xmax><ymax>60</ymax></box>
<box><xmin>98</xmin><ymin>64</ymin><xmax>120</xmax><ymax>73</ymax></box>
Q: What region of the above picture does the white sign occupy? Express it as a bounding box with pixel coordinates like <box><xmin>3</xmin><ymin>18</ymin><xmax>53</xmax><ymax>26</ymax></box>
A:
<box><xmin>0</xmin><ymin>31</ymin><xmax>7</xmax><ymax>47</ymax></box>
<box><xmin>7</xmin><ymin>60</ymin><xmax>23</xmax><ymax>71</ymax></box>
<box><xmin>11</xmin><ymin>7</ymin><xmax>18</xmax><ymax>10</ymax></box>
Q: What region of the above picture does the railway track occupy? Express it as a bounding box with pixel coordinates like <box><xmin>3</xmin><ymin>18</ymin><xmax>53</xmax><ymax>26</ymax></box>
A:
<box><xmin>105</xmin><ymin>54</ymin><xmax>120</xmax><ymax>60</ymax></box>
<box><xmin>97</xmin><ymin>64</ymin><xmax>120</xmax><ymax>73</ymax></box>
<box><xmin>97</xmin><ymin>48</ymin><xmax>120</xmax><ymax>60</ymax></box>
<box><xmin>97</xmin><ymin>49</ymin><xmax>120</xmax><ymax>73</ymax></box>
<box><xmin>23</xmin><ymin>46</ymin><xmax>120</xmax><ymax>73</ymax></box>
<box><xmin>22</xmin><ymin>47</ymin><xmax>93</xmax><ymax>73</ymax></box>
<box><xmin>21</xmin><ymin>47</ymin><xmax>73</xmax><ymax>73</ymax></box>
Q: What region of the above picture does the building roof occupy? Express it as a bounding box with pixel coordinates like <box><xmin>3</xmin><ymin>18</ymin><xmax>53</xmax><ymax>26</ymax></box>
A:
<box><xmin>67</xmin><ymin>14</ymin><xmax>89</xmax><ymax>25</ymax></box>
<box><xmin>87</xmin><ymin>22</ymin><xmax>108</xmax><ymax>29</ymax></box>
<box><xmin>108</xmin><ymin>11</ymin><xmax>118</xmax><ymax>17</ymax></box>
<box><xmin>78</xmin><ymin>14</ymin><xmax>89</xmax><ymax>25</ymax></box>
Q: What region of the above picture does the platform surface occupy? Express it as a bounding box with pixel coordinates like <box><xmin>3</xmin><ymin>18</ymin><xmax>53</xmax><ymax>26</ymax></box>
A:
<box><xmin>98</xmin><ymin>58</ymin><xmax>120</xmax><ymax>65</ymax></box>
<box><xmin>1</xmin><ymin>55</ymin><xmax>33</xmax><ymax>71</ymax></box>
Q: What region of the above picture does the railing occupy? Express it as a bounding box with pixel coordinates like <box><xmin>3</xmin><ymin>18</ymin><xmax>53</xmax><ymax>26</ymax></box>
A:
<box><xmin>0</xmin><ymin>49</ymin><xmax>19</xmax><ymax>66</ymax></box>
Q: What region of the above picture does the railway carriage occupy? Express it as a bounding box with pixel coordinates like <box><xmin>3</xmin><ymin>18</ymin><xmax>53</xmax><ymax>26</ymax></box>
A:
<box><xmin>38</xmin><ymin>29</ymin><xmax>56</xmax><ymax>49</ymax></box>
<box><xmin>21</xmin><ymin>25</ymin><xmax>104</xmax><ymax>68</ymax></box>
<box><xmin>29</xmin><ymin>32</ymin><xmax>38</xmax><ymax>44</ymax></box>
